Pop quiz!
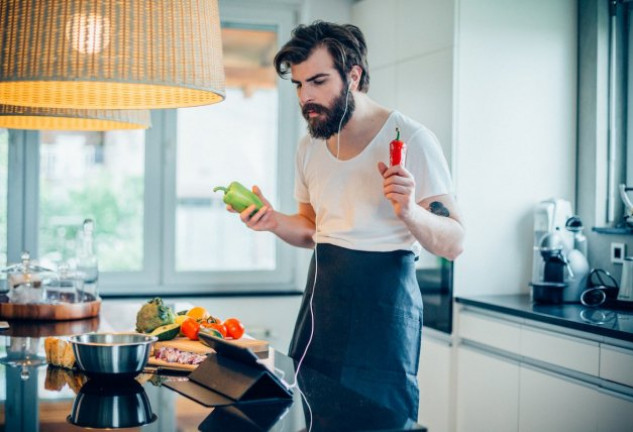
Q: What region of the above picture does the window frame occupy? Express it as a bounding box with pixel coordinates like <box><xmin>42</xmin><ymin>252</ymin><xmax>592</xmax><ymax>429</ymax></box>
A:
<box><xmin>5</xmin><ymin>2</ymin><xmax>301</xmax><ymax>296</ymax></box>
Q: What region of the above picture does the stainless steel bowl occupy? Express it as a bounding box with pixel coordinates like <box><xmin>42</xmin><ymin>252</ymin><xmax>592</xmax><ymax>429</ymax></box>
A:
<box><xmin>68</xmin><ymin>332</ymin><xmax>157</xmax><ymax>378</ymax></box>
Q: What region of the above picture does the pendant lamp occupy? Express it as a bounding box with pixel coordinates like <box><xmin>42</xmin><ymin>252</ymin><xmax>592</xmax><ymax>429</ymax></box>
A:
<box><xmin>0</xmin><ymin>0</ymin><xmax>226</xmax><ymax>109</ymax></box>
<box><xmin>0</xmin><ymin>105</ymin><xmax>151</xmax><ymax>131</ymax></box>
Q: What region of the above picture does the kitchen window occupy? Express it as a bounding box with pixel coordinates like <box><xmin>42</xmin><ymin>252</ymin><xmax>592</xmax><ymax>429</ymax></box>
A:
<box><xmin>3</xmin><ymin>4</ymin><xmax>299</xmax><ymax>295</ymax></box>
<box><xmin>0</xmin><ymin>129</ymin><xmax>7</xmax><ymax>269</ymax></box>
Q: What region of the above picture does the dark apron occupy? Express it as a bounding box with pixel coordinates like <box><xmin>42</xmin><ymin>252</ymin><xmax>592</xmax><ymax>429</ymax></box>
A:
<box><xmin>289</xmin><ymin>243</ymin><xmax>423</xmax><ymax>420</ymax></box>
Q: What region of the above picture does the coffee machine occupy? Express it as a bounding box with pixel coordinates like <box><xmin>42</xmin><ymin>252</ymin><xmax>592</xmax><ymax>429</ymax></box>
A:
<box><xmin>530</xmin><ymin>200</ymin><xmax>589</xmax><ymax>304</ymax></box>
<box><xmin>531</xmin><ymin>199</ymin><xmax>573</xmax><ymax>283</ymax></box>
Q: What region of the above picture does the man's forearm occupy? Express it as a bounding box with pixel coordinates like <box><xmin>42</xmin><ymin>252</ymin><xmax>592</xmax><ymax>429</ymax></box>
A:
<box><xmin>403</xmin><ymin>205</ymin><xmax>464</xmax><ymax>260</ymax></box>
<box><xmin>271</xmin><ymin>211</ymin><xmax>316</xmax><ymax>249</ymax></box>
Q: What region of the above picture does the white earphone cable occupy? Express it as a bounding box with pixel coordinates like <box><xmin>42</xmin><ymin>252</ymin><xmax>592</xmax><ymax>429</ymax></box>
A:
<box><xmin>288</xmin><ymin>80</ymin><xmax>353</xmax><ymax>432</ymax></box>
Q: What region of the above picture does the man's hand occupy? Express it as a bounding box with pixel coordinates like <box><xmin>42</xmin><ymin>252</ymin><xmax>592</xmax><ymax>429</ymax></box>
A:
<box><xmin>227</xmin><ymin>185</ymin><xmax>278</xmax><ymax>232</ymax></box>
<box><xmin>377</xmin><ymin>161</ymin><xmax>417</xmax><ymax>221</ymax></box>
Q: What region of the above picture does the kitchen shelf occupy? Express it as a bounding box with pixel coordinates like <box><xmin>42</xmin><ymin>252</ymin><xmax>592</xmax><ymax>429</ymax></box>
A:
<box><xmin>591</xmin><ymin>226</ymin><xmax>633</xmax><ymax>235</ymax></box>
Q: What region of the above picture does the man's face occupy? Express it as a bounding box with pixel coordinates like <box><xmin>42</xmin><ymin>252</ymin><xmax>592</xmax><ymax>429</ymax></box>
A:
<box><xmin>290</xmin><ymin>47</ymin><xmax>355</xmax><ymax>139</ymax></box>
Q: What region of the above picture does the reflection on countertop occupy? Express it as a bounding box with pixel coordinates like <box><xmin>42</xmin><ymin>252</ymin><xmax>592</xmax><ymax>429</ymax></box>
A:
<box><xmin>456</xmin><ymin>294</ymin><xmax>633</xmax><ymax>342</ymax></box>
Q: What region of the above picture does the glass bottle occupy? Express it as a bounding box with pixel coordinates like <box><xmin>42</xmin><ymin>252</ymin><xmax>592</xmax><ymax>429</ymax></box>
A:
<box><xmin>76</xmin><ymin>219</ymin><xmax>99</xmax><ymax>301</ymax></box>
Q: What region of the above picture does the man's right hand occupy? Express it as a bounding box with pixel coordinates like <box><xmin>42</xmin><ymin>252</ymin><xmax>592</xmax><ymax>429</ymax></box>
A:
<box><xmin>228</xmin><ymin>185</ymin><xmax>278</xmax><ymax>232</ymax></box>
<box><xmin>228</xmin><ymin>186</ymin><xmax>316</xmax><ymax>249</ymax></box>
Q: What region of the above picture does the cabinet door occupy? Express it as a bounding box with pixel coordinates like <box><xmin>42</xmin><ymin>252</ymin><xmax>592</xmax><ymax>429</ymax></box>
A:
<box><xmin>519</xmin><ymin>366</ymin><xmax>598</xmax><ymax>432</ymax></box>
<box><xmin>596</xmin><ymin>388</ymin><xmax>633</xmax><ymax>432</ymax></box>
<box><xmin>418</xmin><ymin>336</ymin><xmax>452</xmax><ymax>432</ymax></box>
<box><xmin>456</xmin><ymin>345</ymin><xmax>520</xmax><ymax>432</ymax></box>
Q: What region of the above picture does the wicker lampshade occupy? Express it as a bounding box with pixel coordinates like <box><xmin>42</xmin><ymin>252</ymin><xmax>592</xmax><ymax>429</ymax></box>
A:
<box><xmin>0</xmin><ymin>0</ymin><xmax>225</xmax><ymax>109</ymax></box>
<box><xmin>0</xmin><ymin>105</ymin><xmax>151</xmax><ymax>131</ymax></box>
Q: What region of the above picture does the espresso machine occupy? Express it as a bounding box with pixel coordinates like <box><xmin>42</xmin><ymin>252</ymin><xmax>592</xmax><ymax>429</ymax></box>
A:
<box><xmin>530</xmin><ymin>200</ymin><xmax>589</xmax><ymax>304</ymax></box>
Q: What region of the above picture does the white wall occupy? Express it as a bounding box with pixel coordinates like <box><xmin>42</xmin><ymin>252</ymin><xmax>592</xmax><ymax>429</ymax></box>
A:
<box><xmin>354</xmin><ymin>0</ymin><xmax>577</xmax><ymax>297</ymax></box>
<box><xmin>453</xmin><ymin>0</ymin><xmax>577</xmax><ymax>296</ymax></box>
<box><xmin>301</xmin><ymin>0</ymin><xmax>353</xmax><ymax>24</ymax></box>
<box><xmin>352</xmin><ymin>0</ymin><xmax>454</xmax><ymax>164</ymax></box>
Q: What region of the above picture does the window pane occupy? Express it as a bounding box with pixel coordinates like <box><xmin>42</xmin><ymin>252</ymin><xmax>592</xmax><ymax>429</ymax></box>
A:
<box><xmin>176</xmin><ymin>25</ymin><xmax>278</xmax><ymax>271</ymax></box>
<box><xmin>38</xmin><ymin>130</ymin><xmax>145</xmax><ymax>271</ymax></box>
<box><xmin>0</xmin><ymin>129</ymin><xmax>7</xmax><ymax>268</ymax></box>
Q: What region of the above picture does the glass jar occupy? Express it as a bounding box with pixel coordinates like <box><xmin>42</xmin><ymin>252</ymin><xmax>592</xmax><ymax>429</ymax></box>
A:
<box><xmin>1</xmin><ymin>252</ymin><xmax>56</xmax><ymax>304</ymax></box>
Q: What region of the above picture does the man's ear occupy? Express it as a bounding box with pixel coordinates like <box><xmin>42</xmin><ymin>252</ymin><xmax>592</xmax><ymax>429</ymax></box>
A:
<box><xmin>348</xmin><ymin>65</ymin><xmax>362</xmax><ymax>90</ymax></box>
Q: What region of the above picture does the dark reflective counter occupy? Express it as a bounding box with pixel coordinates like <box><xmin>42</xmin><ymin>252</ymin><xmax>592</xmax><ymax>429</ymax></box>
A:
<box><xmin>456</xmin><ymin>294</ymin><xmax>633</xmax><ymax>342</ymax></box>
<box><xmin>0</xmin><ymin>301</ymin><xmax>426</xmax><ymax>431</ymax></box>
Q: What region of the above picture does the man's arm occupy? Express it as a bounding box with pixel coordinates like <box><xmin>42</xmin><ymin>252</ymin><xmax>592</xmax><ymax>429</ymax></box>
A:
<box><xmin>237</xmin><ymin>187</ymin><xmax>316</xmax><ymax>249</ymax></box>
<box><xmin>405</xmin><ymin>194</ymin><xmax>464</xmax><ymax>260</ymax></box>
<box><xmin>378</xmin><ymin>162</ymin><xmax>464</xmax><ymax>260</ymax></box>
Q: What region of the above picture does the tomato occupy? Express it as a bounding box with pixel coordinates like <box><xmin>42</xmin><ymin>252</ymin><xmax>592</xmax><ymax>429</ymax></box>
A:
<box><xmin>181</xmin><ymin>317</ymin><xmax>201</xmax><ymax>341</ymax></box>
<box><xmin>223</xmin><ymin>318</ymin><xmax>245</xmax><ymax>339</ymax></box>
<box><xmin>201</xmin><ymin>322</ymin><xmax>227</xmax><ymax>338</ymax></box>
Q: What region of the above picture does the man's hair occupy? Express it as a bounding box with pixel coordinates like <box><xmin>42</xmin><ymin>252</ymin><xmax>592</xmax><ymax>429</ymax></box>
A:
<box><xmin>274</xmin><ymin>21</ymin><xmax>370</xmax><ymax>93</ymax></box>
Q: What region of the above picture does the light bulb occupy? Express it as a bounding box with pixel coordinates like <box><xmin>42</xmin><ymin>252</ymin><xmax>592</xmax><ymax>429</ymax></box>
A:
<box><xmin>66</xmin><ymin>13</ymin><xmax>110</xmax><ymax>54</ymax></box>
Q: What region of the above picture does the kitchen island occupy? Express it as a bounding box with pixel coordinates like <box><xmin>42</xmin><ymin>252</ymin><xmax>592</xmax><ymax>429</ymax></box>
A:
<box><xmin>0</xmin><ymin>300</ymin><xmax>426</xmax><ymax>431</ymax></box>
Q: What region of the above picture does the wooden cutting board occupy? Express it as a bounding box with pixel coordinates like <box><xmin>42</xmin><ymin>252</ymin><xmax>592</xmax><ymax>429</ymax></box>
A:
<box><xmin>147</xmin><ymin>336</ymin><xmax>269</xmax><ymax>371</ymax></box>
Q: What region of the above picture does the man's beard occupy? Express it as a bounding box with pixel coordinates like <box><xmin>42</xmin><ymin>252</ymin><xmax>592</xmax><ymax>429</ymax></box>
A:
<box><xmin>301</xmin><ymin>87</ymin><xmax>355</xmax><ymax>139</ymax></box>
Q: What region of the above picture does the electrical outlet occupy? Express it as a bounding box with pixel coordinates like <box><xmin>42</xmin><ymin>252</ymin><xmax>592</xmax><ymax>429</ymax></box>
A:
<box><xmin>611</xmin><ymin>242</ymin><xmax>626</xmax><ymax>264</ymax></box>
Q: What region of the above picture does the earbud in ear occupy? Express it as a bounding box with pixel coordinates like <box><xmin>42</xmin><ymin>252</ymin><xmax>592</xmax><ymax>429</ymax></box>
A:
<box><xmin>348</xmin><ymin>81</ymin><xmax>354</xmax><ymax>90</ymax></box>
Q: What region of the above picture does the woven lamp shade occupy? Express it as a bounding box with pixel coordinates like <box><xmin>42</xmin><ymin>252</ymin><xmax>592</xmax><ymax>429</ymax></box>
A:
<box><xmin>0</xmin><ymin>0</ymin><xmax>225</xmax><ymax>109</ymax></box>
<box><xmin>0</xmin><ymin>105</ymin><xmax>151</xmax><ymax>131</ymax></box>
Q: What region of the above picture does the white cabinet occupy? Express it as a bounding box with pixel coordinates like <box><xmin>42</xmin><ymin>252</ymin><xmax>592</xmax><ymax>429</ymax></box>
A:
<box><xmin>455</xmin><ymin>305</ymin><xmax>633</xmax><ymax>432</ymax></box>
<box><xmin>600</xmin><ymin>344</ymin><xmax>633</xmax><ymax>388</ymax></box>
<box><xmin>518</xmin><ymin>366</ymin><xmax>597</xmax><ymax>432</ymax></box>
<box><xmin>456</xmin><ymin>345</ymin><xmax>520</xmax><ymax>432</ymax></box>
<box><xmin>418</xmin><ymin>331</ymin><xmax>453</xmax><ymax>432</ymax></box>
<box><xmin>596</xmin><ymin>389</ymin><xmax>633</xmax><ymax>432</ymax></box>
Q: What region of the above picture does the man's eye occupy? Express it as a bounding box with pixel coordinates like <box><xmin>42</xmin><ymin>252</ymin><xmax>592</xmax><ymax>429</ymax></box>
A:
<box><xmin>313</xmin><ymin>80</ymin><xmax>325</xmax><ymax>86</ymax></box>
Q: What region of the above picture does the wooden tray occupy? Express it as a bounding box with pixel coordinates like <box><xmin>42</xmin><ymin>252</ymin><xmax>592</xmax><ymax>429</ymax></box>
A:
<box><xmin>0</xmin><ymin>299</ymin><xmax>101</xmax><ymax>321</ymax></box>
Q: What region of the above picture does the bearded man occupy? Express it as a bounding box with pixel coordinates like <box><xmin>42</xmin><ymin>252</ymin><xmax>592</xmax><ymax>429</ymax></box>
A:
<box><xmin>225</xmin><ymin>21</ymin><xmax>464</xmax><ymax>420</ymax></box>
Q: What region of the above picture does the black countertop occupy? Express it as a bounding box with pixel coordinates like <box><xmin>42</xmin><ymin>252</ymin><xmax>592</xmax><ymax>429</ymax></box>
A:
<box><xmin>456</xmin><ymin>294</ymin><xmax>633</xmax><ymax>343</ymax></box>
<box><xmin>0</xmin><ymin>300</ymin><xmax>426</xmax><ymax>431</ymax></box>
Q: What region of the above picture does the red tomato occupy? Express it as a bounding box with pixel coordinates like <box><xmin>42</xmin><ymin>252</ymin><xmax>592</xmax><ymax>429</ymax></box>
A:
<box><xmin>181</xmin><ymin>317</ymin><xmax>201</xmax><ymax>341</ymax></box>
<box><xmin>201</xmin><ymin>322</ymin><xmax>227</xmax><ymax>338</ymax></box>
<box><xmin>223</xmin><ymin>318</ymin><xmax>245</xmax><ymax>339</ymax></box>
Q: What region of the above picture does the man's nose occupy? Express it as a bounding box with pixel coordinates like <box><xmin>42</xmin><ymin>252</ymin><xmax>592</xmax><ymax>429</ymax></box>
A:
<box><xmin>298</xmin><ymin>87</ymin><xmax>314</xmax><ymax>105</ymax></box>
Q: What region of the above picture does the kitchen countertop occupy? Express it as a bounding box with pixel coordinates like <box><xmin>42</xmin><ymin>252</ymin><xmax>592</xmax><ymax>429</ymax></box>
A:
<box><xmin>0</xmin><ymin>300</ymin><xmax>426</xmax><ymax>431</ymax></box>
<box><xmin>456</xmin><ymin>294</ymin><xmax>633</xmax><ymax>343</ymax></box>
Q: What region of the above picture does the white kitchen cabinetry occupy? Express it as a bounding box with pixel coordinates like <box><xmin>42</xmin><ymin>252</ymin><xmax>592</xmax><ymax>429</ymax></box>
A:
<box><xmin>518</xmin><ymin>366</ymin><xmax>597</xmax><ymax>432</ymax></box>
<box><xmin>418</xmin><ymin>329</ymin><xmax>453</xmax><ymax>432</ymax></box>
<box><xmin>456</xmin><ymin>305</ymin><xmax>633</xmax><ymax>432</ymax></box>
<box><xmin>596</xmin><ymin>388</ymin><xmax>633</xmax><ymax>432</ymax></box>
<box><xmin>456</xmin><ymin>345</ymin><xmax>519</xmax><ymax>432</ymax></box>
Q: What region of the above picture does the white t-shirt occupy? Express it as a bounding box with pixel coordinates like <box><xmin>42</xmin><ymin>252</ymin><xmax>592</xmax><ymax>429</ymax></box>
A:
<box><xmin>294</xmin><ymin>110</ymin><xmax>452</xmax><ymax>253</ymax></box>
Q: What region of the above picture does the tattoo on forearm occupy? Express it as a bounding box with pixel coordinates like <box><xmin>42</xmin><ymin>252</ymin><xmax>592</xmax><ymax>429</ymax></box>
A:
<box><xmin>429</xmin><ymin>201</ymin><xmax>450</xmax><ymax>217</ymax></box>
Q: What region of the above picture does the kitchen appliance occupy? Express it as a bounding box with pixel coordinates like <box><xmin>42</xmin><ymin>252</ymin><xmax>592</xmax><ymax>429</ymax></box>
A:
<box><xmin>618</xmin><ymin>184</ymin><xmax>633</xmax><ymax>226</ymax></box>
<box><xmin>415</xmin><ymin>251</ymin><xmax>453</xmax><ymax>333</ymax></box>
<box><xmin>531</xmin><ymin>229</ymin><xmax>590</xmax><ymax>304</ymax></box>
<box><xmin>531</xmin><ymin>199</ymin><xmax>574</xmax><ymax>284</ymax></box>
<box><xmin>617</xmin><ymin>257</ymin><xmax>633</xmax><ymax>303</ymax></box>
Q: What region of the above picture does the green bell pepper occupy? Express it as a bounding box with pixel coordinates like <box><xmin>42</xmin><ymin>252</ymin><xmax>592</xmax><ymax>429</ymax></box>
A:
<box><xmin>213</xmin><ymin>181</ymin><xmax>264</xmax><ymax>213</ymax></box>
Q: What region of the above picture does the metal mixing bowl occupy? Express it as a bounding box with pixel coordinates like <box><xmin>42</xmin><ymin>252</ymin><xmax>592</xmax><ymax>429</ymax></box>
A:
<box><xmin>68</xmin><ymin>332</ymin><xmax>157</xmax><ymax>378</ymax></box>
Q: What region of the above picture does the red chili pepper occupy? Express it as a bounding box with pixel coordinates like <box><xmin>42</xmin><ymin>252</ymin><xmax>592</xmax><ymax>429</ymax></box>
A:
<box><xmin>389</xmin><ymin>127</ymin><xmax>407</xmax><ymax>166</ymax></box>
